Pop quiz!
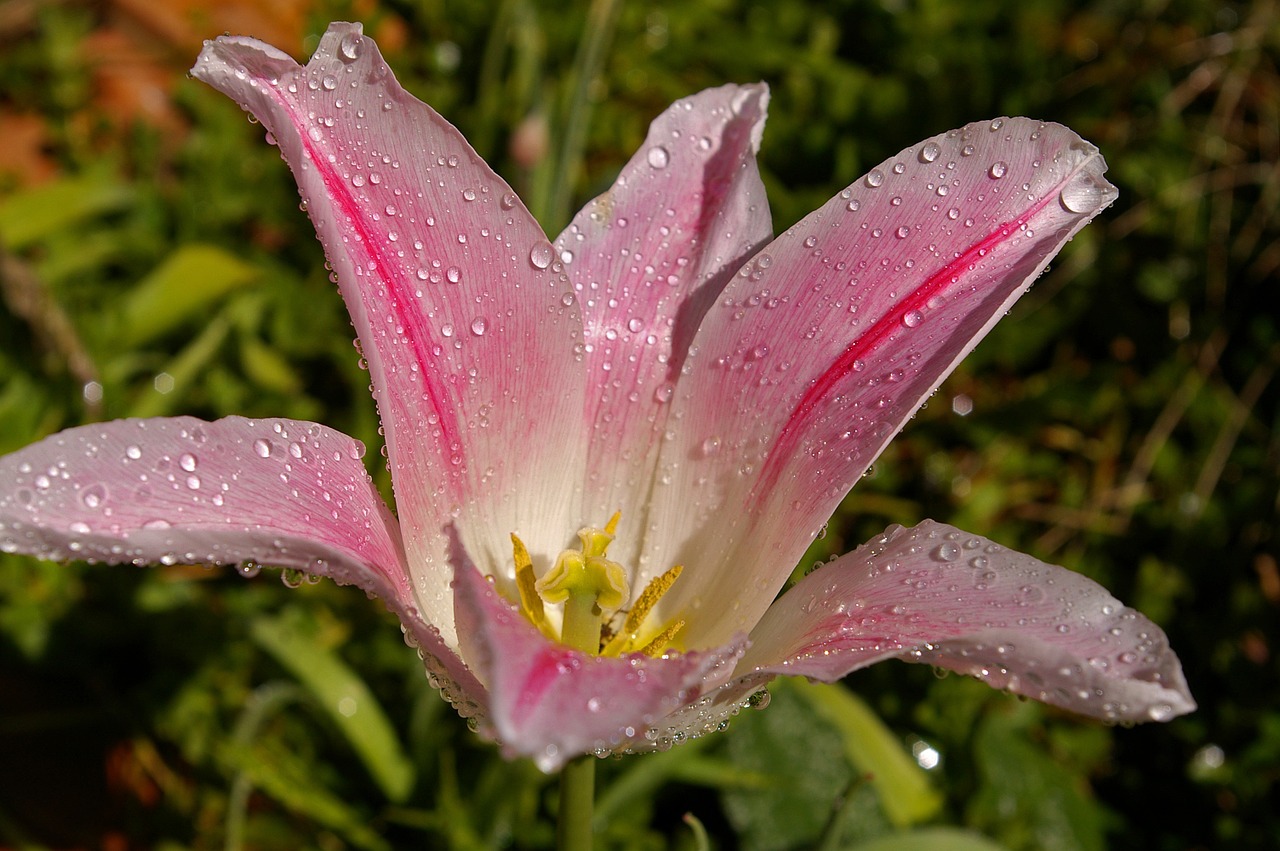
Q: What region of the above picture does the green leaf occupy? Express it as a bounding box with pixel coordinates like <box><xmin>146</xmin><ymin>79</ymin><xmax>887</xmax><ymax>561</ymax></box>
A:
<box><xmin>0</xmin><ymin>176</ymin><xmax>132</xmax><ymax>250</ymax></box>
<box><xmin>969</xmin><ymin>709</ymin><xmax>1106</xmax><ymax>851</ymax></box>
<box><xmin>844</xmin><ymin>827</ymin><xmax>1010</xmax><ymax>851</ymax></box>
<box><xmin>120</xmin><ymin>244</ymin><xmax>260</xmax><ymax>345</ymax></box>
<box><xmin>795</xmin><ymin>680</ymin><xmax>943</xmax><ymax>827</ymax></box>
<box><xmin>221</xmin><ymin>737</ymin><xmax>391</xmax><ymax>851</ymax></box>
<box><xmin>250</xmin><ymin>613</ymin><xmax>416</xmax><ymax>803</ymax></box>
<box><xmin>721</xmin><ymin>678</ymin><xmax>891</xmax><ymax>851</ymax></box>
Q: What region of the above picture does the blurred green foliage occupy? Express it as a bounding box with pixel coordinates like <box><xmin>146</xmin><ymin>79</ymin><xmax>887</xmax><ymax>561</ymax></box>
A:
<box><xmin>1</xmin><ymin>0</ymin><xmax>1276</xmax><ymax>849</ymax></box>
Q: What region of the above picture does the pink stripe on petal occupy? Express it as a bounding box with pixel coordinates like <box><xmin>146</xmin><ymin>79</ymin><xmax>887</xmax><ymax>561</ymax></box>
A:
<box><xmin>739</xmin><ymin>521</ymin><xmax>1195</xmax><ymax>723</ymax></box>
<box><xmin>555</xmin><ymin>84</ymin><xmax>772</xmax><ymax>566</ymax></box>
<box><xmin>192</xmin><ymin>24</ymin><xmax>587</xmax><ymax>644</ymax></box>
<box><xmin>650</xmin><ymin>118</ymin><xmax>1118</xmax><ymax>648</ymax></box>
<box><xmin>451</xmin><ymin>558</ymin><xmax>744</xmax><ymax>770</ymax></box>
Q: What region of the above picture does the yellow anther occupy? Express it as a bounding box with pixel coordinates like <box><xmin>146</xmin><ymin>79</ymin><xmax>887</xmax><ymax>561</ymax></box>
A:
<box><xmin>510</xmin><ymin>533</ymin><xmax>555</xmax><ymax>640</ymax></box>
<box><xmin>640</xmin><ymin>620</ymin><xmax>685</xmax><ymax>657</ymax></box>
<box><xmin>624</xmin><ymin>565</ymin><xmax>682</xmax><ymax>637</ymax></box>
<box><xmin>604</xmin><ymin>510</ymin><xmax>621</xmax><ymax>536</ymax></box>
<box><xmin>602</xmin><ymin>564</ymin><xmax>684</xmax><ymax>656</ymax></box>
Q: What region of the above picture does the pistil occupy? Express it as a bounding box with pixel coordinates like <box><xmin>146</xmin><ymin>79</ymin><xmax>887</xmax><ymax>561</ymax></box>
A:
<box><xmin>510</xmin><ymin>512</ymin><xmax>686</xmax><ymax>656</ymax></box>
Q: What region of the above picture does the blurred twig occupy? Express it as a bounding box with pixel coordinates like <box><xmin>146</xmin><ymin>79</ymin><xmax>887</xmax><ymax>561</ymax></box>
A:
<box><xmin>0</xmin><ymin>235</ymin><xmax>100</xmax><ymax>418</ymax></box>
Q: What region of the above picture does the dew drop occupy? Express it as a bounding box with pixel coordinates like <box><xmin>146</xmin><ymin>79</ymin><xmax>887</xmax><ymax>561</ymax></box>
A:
<box><xmin>647</xmin><ymin>146</ymin><xmax>670</xmax><ymax>169</ymax></box>
<box><xmin>934</xmin><ymin>542</ymin><xmax>960</xmax><ymax>562</ymax></box>
<box><xmin>253</xmin><ymin>438</ymin><xmax>272</xmax><ymax>458</ymax></box>
<box><xmin>989</xmin><ymin>161</ymin><xmax>1008</xmax><ymax>179</ymax></box>
<box><xmin>80</xmin><ymin>484</ymin><xmax>106</xmax><ymax>509</ymax></box>
<box><xmin>865</xmin><ymin>169</ymin><xmax>884</xmax><ymax>188</ymax></box>
<box><xmin>1060</xmin><ymin>169</ymin><xmax>1117</xmax><ymax>214</ymax></box>
<box><xmin>902</xmin><ymin>309</ymin><xmax>923</xmax><ymax>328</ymax></box>
<box><xmin>339</xmin><ymin>32</ymin><xmax>363</xmax><ymax>61</ymax></box>
<box><xmin>919</xmin><ymin>142</ymin><xmax>940</xmax><ymax>163</ymax></box>
<box><xmin>470</xmin><ymin>318</ymin><xmax>487</xmax><ymax>336</ymax></box>
<box><xmin>529</xmin><ymin>243</ymin><xmax>554</xmax><ymax>269</ymax></box>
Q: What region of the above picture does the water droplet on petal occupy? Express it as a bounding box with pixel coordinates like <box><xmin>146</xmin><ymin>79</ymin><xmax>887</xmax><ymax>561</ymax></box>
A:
<box><xmin>902</xmin><ymin>309</ymin><xmax>923</xmax><ymax>328</ymax></box>
<box><xmin>1060</xmin><ymin>168</ymin><xmax>1118</xmax><ymax>214</ymax></box>
<box><xmin>989</xmin><ymin>161</ymin><xmax>1008</xmax><ymax>179</ymax></box>
<box><xmin>647</xmin><ymin>146</ymin><xmax>670</xmax><ymax>168</ymax></box>
<box><xmin>919</xmin><ymin>141</ymin><xmax>940</xmax><ymax>163</ymax></box>
<box><xmin>865</xmin><ymin>169</ymin><xmax>884</xmax><ymax>188</ymax></box>
<box><xmin>80</xmin><ymin>484</ymin><xmax>106</xmax><ymax>509</ymax></box>
<box><xmin>339</xmin><ymin>32</ymin><xmax>363</xmax><ymax>61</ymax></box>
<box><xmin>932</xmin><ymin>542</ymin><xmax>961</xmax><ymax>562</ymax></box>
<box><xmin>529</xmin><ymin>243</ymin><xmax>553</xmax><ymax>269</ymax></box>
<box><xmin>470</xmin><ymin>318</ymin><xmax>487</xmax><ymax>336</ymax></box>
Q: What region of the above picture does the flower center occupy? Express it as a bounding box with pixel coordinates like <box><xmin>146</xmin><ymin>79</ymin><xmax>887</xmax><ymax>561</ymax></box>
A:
<box><xmin>509</xmin><ymin>512</ymin><xmax>685</xmax><ymax>657</ymax></box>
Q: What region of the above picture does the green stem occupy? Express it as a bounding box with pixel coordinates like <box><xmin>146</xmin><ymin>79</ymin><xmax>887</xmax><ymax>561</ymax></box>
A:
<box><xmin>547</xmin><ymin>0</ymin><xmax>623</xmax><ymax>227</ymax></box>
<box><xmin>557</xmin><ymin>755</ymin><xmax>596</xmax><ymax>851</ymax></box>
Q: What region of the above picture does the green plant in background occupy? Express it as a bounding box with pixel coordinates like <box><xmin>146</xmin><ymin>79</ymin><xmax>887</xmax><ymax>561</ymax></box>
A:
<box><xmin>0</xmin><ymin>1</ymin><xmax>1275</xmax><ymax>849</ymax></box>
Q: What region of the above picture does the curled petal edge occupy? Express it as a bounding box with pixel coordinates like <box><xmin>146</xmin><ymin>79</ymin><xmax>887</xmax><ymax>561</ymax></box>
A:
<box><xmin>451</xmin><ymin>550</ymin><xmax>747</xmax><ymax>771</ymax></box>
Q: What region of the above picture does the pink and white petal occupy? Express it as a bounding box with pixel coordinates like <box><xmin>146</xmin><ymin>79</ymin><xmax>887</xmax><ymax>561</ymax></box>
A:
<box><xmin>737</xmin><ymin>521</ymin><xmax>1195</xmax><ymax>723</ymax></box>
<box><xmin>192</xmin><ymin>24</ymin><xmax>587</xmax><ymax>645</ymax></box>
<box><xmin>554</xmin><ymin>84</ymin><xmax>772</xmax><ymax>567</ymax></box>
<box><xmin>0</xmin><ymin>414</ymin><xmax>486</xmax><ymax>714</ymax></box>
<box><xmin>451</xmin><ymin>559</ymin><xmax>745</xmax><ymax>770</ymax></box>
<box><xmin>0</xmin><ymin>416</ymin><xmax>402</xmax><ymax>591</ymax></box>
<box><xmin>650</xmin><ymin>119</ymin><xmax>1118</xmax><ymax>648</ymax></box>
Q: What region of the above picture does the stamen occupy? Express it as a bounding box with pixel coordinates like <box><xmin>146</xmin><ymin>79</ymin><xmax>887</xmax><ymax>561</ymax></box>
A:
<box><xmin>602</xmin><ymin>564</ymin><xmax>683</xmax><ymax>656</ymax></box>
<box><xmin>510</xmin><ymin>533</ymin><xmax>555</xmax><ymax>640</ymax></box>
<box><xmin>508</xmin><ymin>512</ymin><xmax>688</xmax><ymax>658</ymax></box>
<box><xmin>640</xmin><ymin>620</ymin><xmax>685</xmax><ymax>657</ymax></box>
<box><xmin>624</xmin><ymin>565</ymin><xmax>682</xmax><ymax>637</ymax></box>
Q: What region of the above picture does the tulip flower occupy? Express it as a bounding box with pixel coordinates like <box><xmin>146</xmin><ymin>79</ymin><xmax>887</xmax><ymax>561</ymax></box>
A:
<box><xmin>0</xmin><ymin>23</ymin><xmax>1192</xmax><ymax>783</ymax></box>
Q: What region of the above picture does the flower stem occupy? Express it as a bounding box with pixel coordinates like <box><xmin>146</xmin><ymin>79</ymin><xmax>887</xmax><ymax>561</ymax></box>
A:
<box><xmin>557</xmin><ymin>755</ymin><xmax>596</xmax><ymax>851</ymax></box>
